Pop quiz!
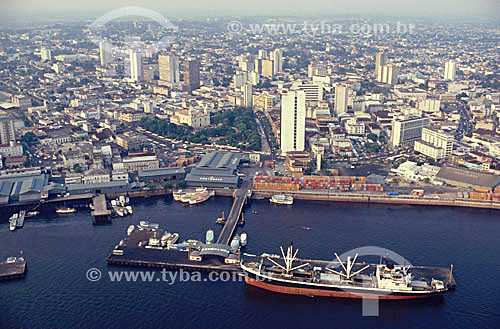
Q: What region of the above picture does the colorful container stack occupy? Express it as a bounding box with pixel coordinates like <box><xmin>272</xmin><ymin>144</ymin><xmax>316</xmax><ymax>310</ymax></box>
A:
<box><xmin>469</xmin><ymin>192</ymin><xmax>500</xmax><ymax>201</ymax></box>
<box><xmin>253</xmin><ymin>176</ymin><xmax>383</xmax><ymax>192</ymax></box>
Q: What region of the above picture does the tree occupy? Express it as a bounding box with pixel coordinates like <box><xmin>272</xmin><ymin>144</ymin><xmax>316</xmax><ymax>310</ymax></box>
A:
<box><xmin>22</xmin><ymin>132</ymin><xmax>37</xmax><ymax>145</ymax></box>
<box><xmin>73</xmin><ymin>164</ymin><xmax>82</xmax><ymax>173</ymax></box>
<box><xmin>392</xmin><ymin>179</ymin><xmax>399</xmax><ymax>185</ymax></box>
<box><xmin>367</xmin><ymin>133</ymin><xmax>378</xmax><ymax>142</ymax></box>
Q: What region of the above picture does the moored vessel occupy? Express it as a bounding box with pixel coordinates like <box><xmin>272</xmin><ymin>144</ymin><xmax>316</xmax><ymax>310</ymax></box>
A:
<box><xmin>270</xmin><ymin>194</ymin><xmax>293</xmax><ymax>205</ymax></box>
<box><xmin>241</xmin><ymin>244</ymin><xmax>455</xmax><ymax>300</ymax></box>
<box><xmin>56</xmin><ymin>207</ymin><xmax>76</xmax><ymax>214</ymax></box>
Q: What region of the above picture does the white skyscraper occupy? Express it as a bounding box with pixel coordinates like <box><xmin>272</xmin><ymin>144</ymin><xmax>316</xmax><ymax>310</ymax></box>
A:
<box><xmin>243</xmin><ymin>83</ymin><xmax>253</xmax><ymax>108</ymax></box>
<box><xmin>159</xmin><ymin>54</ymin><xmax>180</xmax><ymax>84</ymax></box>
<box><xmin>99</xmin><ymin>41</ymin><xmax>113</xmax><ymax>66</ymax></box>
<box><xmin>334</xmin><ymin>84</ymin><xmax>348</xmax><ymax>115</ymax></box>
<box><xmin>280</xmin><ymin>90</ymin><xmax>306</xmax><ymax>155</ymax></box>
<box><xmin>444</xmin><ymin>60</ymin><xmax>456</xmax><ymax>81</ymax></box>
<box><xmin>271</xmin><ymin>49</ymin><xmax>283</xmax><ymax>74</ymax></box>
<box><xmin>375</xmin><ymin>52</ymin><xmax>386</xmax><ymax>81</ymax></box>
<box><xmin>40</xmin><ymin>46</ymin><xmax>52</xmax><ymax>62</ymax></box>
<box><xmin>129</xmin><ymin>50</ymin><xmax>143</xmax><ymax>82</ymax></box>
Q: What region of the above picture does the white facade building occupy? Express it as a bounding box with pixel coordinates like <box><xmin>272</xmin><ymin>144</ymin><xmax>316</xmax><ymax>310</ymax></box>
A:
<box><xmin>391</xmin><ymin>116</ymin><xmax>430</xmax><ymax>147</ymax></box>
<box><xmin>280</xmin><ymin>90</ymin><xmax>306</xmax><ymax>155</ymax></box>
<box><xmin>444</xmin><ymin>60</ymin><xmax>456</xmax><ymax>81</ymax></box>
<box><xmin>414</xmin><ymin>128</ymin><xmax>454</xmax><ymax>160</ymax></box>
<box><xmin>334</xmin><ymin>84</ymin><xmax>348</xmax><ymax>115</ymax></box>
<box><xmin>129</xmin><ymin>50</ymin><xmax>143</xmax><ymax>82</ymax></box>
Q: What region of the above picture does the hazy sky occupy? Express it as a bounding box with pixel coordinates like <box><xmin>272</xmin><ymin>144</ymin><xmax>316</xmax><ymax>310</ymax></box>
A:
<box><xmin>1</xmin><ymin>0</ymin><xmax>499</xmax><ymax>17</ymax></box>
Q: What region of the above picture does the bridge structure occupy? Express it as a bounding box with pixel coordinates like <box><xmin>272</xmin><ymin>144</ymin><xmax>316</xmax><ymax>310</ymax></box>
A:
<box><xmin>216</xmin><ymin>186</ymin><xmax>251</xmax><ymax>245</ymax></box>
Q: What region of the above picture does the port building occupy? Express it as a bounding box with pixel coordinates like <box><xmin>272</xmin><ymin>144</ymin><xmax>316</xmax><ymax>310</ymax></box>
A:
<box><xmin>435</xmin><ymin>166</ymin><xmax>500</xmax><ymax>192</ymax></box>
<box><xmin>138</xmin><ymin>167</ymin><xmax>186</xmax><ymax>183</ymax></box>
<box><xmin>0</xmin><ymin>169</ymin><xmax>49</xmax><ymax>204</ymax></box>
<box><xmin>184</xmin><ymin>152</ymin><xmax>247</xmax><ymax>188</ymax></box>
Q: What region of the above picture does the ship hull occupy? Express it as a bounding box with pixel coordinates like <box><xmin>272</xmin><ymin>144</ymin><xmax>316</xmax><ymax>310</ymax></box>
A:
<box><xmin>244</xmin><ymin>272</ymin><xmax>446</xmax><ymax>300</ymax></box>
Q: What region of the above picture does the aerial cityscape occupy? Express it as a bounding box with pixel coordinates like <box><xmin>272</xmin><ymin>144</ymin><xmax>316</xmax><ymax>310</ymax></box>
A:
<box><xmin>1</xmin><ymin>1</ymin><xmax>500</xmax><ymax>328</ymax></box>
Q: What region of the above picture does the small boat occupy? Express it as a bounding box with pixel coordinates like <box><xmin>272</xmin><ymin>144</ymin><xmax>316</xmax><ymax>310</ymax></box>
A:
<box><xmin>206</xmin><ymin>230</ymin><xmax>214</xmax><ymax>244</ymax></box>
<box><xmin>138</xmin><ymin>220</ymin><xmax>150</xmax><ymax>229</ymax></box>
<box><xmin>119</xmin><ymin>195</ymin><xmax>126</xmax><ymax>207</ymax></box>
<box><xmin>269</xmin><ymin>194</ymin><xmax>293</xmax><ymax>205</ymax></box>
<box><xmin>16</xmin><ymin>210</ymin><xmax>26</xmax><ymax>228</ymax></box>
<box><xmin>240</xmin><ymin>232</ymin><xmax>247</xmax><ymax>247</ymax></box>
<box><xmin>26</xmin><ymin>211</ymin><xmax>40</xmax><ymax>218</ymax></box>
<box><xmin>115</xmin><ymin>207</ymin><xmax>124</xmax><ymax>217</ymax></box>
<box><xmin>165</xmin><ymin>233</ymin><xmax>179</xmax><ymax>246</ymax></box>
<box><xmin>148</xmin><ymin>236</ymin><xmax>161</xmax><ymax>247</ymax></box>
<box><xmin>56</xmin><ymin>207</ymin><xmax>76</xmax><ymax>214</ymax></box>
<box><xmin>125</xmin><ymin>205</ymin><xmax>133</xmax><ymax>215</ymax></box>
<box><xmin>230</xmin><ymin>235</ymin><xmax>240</xmax><ymax>252</ymax></box>
<box><xmin>301</xmin><ymin>226</ymin><xmax>312</xmax><ymax>231</ymax></box>
<box><xmin>251</xmin><ymin>210</ymin><xmax>258</xmax><ymax>215</ymax></box>
<box><xmin>9</xmin><ymin>218</ymin><xmax>17</xmax><ymax>231</ymax></box>
<box><xmin>216</xmin><ymin>212</ymin><xmax>225</xmax><ymax>224</ymax></box>
<box><xmin>123</xmin><ymin>207</ymin><xmax>128</xmax><ymax>216</ymax></box>
<box><xmin>127</xmin><ymin>225</ymin><xmax>135</xmax><ymax>236</ymax></box>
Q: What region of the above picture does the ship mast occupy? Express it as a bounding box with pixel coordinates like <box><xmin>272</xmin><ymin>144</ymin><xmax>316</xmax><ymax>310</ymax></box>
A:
<box><xmin>266</xmin><ymin>244</ymin><xmax>310</xmax><ymax>274</ymax></box>
<box><xmin>326</xmin><ymin>253</ymin><xmax>370</xmax><ymax>280</ymax></box>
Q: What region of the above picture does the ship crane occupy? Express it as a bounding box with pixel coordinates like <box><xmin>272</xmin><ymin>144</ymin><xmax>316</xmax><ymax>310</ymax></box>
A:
<box><xmin>266</xmin><ymin>244</ymin><xmax>309</xmax><ymax>274</ymax></box>
<box><xmin>326</xmin><ymin>253</ymin><xmax>370</xmax><ymax>280</ymax></box>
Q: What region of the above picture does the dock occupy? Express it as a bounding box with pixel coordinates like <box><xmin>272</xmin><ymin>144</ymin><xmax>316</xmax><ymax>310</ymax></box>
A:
<box><xmin>0</xmin><ymin>258</ymin><xmax>26</xmax><ymax>281</ymax></box>
<box><xmin>216</xmin><ymin>187</ymin><xmax>250</xmax><ymax>245</ymax></box>
<box><xmin>90</xmin><ymin>194</ymin><xmax>112</xmax><ymax>224</ymax></box>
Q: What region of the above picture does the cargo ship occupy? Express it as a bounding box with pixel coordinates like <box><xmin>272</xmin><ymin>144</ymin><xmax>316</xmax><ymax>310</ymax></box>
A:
<box><xmin>241</xmin><ymin>244</ymin><xmax>455</xmax><ymax>299</ymax></box>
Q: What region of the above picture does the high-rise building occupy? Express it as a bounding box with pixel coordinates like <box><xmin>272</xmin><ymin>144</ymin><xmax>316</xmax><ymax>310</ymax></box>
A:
<box><xmin>334</xmin><ymin>84</ymin><xmax>348</xmax><ymax>115</ymax></box>
<box><xmin>291</xmin><ymin>81</ymin><xmax>323</xmax><ymax>103</ymax></box>
<box><xmin>184</xmin><ymin>59</ymin><xmax>200</xmax><ymax>93</ymax></box>
<box><xmin>0</xmin><ymin>117</ymin><xmax>16</xmax><ymax>145</ymax></box>
<box><xmin>383</xmin><ymin>64</ymin><xmax>400</xmax><ymax>86</ymax></box>
<box><xmin>129</xmin><ymin>50</ymin><xmax>143</xmax><ymax>82</ymax></box>
<box><xmin>261</xmin><ymin>59</ymin><xmax>274</xmax><ymax>79</ymax></box>
<box><xmin>258</xmin><ymin>49</ymin><xmax>268</xmax><ymax>59</ymax></box>
<box><xmin>41</xmin><ymin>46</ymin><xmax>52</xmax><ymax>62</ymax></box>
<box><xmin>159</xmin><ymin>54</ymin><xmax>180</xmax><ymax>84</ymax></box>
<box><xmin>243</xmin><ymin>83</ymin><xmax>253</xmax><ymax>108</ymax></box>
<box><xmin>375</xmin><ymin>52</ymin><xmax>387</xmax><ymax>80</ymax></box>
<box><xmin>271</xmin><ymin>49</ymin><xmax>283</xmax><ymax>74</ymax></box>
<box><xmin>444</xmin><ymin>60</ymin><xmax>456</xmax><ymax>81</ymax></box>
<box><xmin>391</xmin><ymin>116</ymin><xmax>430</xmax><ymax>147</ymax></box>
<box><xmin>280</xmin><ymin>90</ymin><xmax>306</xmax><ymax>155</ymax></box>
<box><xmin>414</xmin><ymin>128</ymin><xmax>454</xmax><ymax>160</ymax></box>
<box><xmin>99</xmin><ymin>41</ymin><xmax>113</xmax><ymax>66</ymax></box>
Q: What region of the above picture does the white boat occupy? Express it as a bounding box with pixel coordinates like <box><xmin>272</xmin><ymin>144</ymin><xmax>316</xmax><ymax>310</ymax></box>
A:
<box><xmin>26</xmin><ymin>211</ymin><xmax>39</xmax><ymax>218</ymax></box>
<box><xmin>123</xmin><ymin>207</ymin><xmax>128</xmax><ymax>216</ymax></box>
<box><xmin>165</xmin><ymin>233</ymin><xmax>179</xmax><ymax>247</ymax></box>
<box><xmin>189</xmin><ymin>190</ymin><xmax>215</xmax><ymax>205</ymax></box>
<box><xmin>16</xmin><ymin>211</ymin><xmax>26</xmax><ymax>228</ymax></box>
<box><xmin>138</xmin><ymin>220</ymin><xmax>150</xmax><ymax>229</ymax></box>
<box><xmin>56</xmin><ymin>207</ymin><xmax>77</xmax><ymax>214</ymax></box>
<box><xmin>119</xmin><ymin>195</ymin><xmax>126</xmax><ymax>207</ymax></box>
<box><xmin>240</xmin><ymin>232</ymin><xmax>247</xmax><ymax>247</ymax></box>
<box><xmin>114</xmin><ymin>207</ymin><xmax>124</xmax><ymax>217</ymax></box>
<box><xmin>270</xmin><ymin>194</ymin><xmax>294</xmax><ymax>205</ymax></box>
<box><xmin>125</xmin><ymin>205</ymin><xmax>133</xmax><ymax>215</ymax></box>
<box><xmin>9</xmin><ymin>218</ymin><xmax>17</xmax><ymax>231</ymax></box>
<box><xmin>230</xmin><ymin>235</ymin><xmax>240</xmax><ymax>251</ymax></box>
<box><xmin>111</xmin><ymin>200</ymin><xmax>118</xmax><ymax>206</ymax></box>
<box><xmin>206</xmin><ymin>230</ymin><xmax>214</xmax><ymax>244</ymax></box>
<box><xmin>127</xmin><ymin>225</ymin><xmax>135</xmax><ymax>236</ymax></box>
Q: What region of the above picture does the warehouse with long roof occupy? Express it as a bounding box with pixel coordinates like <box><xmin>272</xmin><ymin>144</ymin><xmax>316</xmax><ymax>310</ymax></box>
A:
<box><xmin>435</xmin><ymin>166</ymin><xmax>500</xmax><ymax>191</ymax></box>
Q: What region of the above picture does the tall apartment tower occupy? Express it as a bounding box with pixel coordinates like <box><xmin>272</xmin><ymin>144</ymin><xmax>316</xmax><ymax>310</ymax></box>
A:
<box><xmin>243</xmin><ymin>83</ymin><xmax>253</xmax><ymax>109</ymax></box>
<box><xmin>375</xmin><ymin>52</ymin><xmax>387</xmax><ymax>81</ymax></box>
<box><xmin>271</xmin><ymin>49</ymin><xmax>283</xmax><ymax>74</ymax></box>
<box><xmin>0</xmin><ymin>118</ymin><xmax>16</xmax><ymax>145</ymax></box>
<box><xmin>444</xmin><ymin>60</ymin><xmax>456</xmax><ymax>81</ymax></box>
<box><xmin>99</xmin><ymin>41</ymin><xmax>113</xmax><ymax>66</ymax></box>
<box><xmin>334</xmin><ymin>84</ymin><xmax>348</xmax><ymax>115</ymax></box>
<box><xmin>159</xmin><ymin>54</ymin><xmax>180</xmax><ymax>84</ymax></box>
<box><xmin>184</xmin><ymin>59</ymin><xmax>201</xmax><ymax>93</ymax></box>
<box><xmin>129</xmin><ymin>50</ymin><xmax>143</xmax><ymax>82</ymax></box>
<box><xmin>41</xmin><ymin>46</ymin><xmax>52</xmax><ymax>62</ymax></box>
<box><xmin>280</xmin><ymin>90</ymin><xmax>306</xmax><ymax>155</ymax></box>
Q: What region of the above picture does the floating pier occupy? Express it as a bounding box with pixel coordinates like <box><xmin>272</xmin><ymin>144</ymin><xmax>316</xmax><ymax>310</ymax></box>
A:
<box><xmin>0</xmin><ymin>258</ymin><xmax>26</xmax><ymax>281</ymax></box>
